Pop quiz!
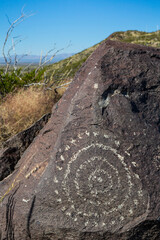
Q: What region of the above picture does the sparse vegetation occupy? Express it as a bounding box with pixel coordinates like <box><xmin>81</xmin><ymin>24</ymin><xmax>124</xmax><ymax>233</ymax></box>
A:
<box><xmin>0</xmin><ymin>87</ymin><xmax>61</xmax><ymax>144</ymax></box>
<box><xmin>45</xmin><ymin>42</ymin><xmax>100</xmax><ymax>84</ymax></box>
<box><xmin>0</xmin><ymin>9</ymin><xmax>68</xmax><ymax>145</ymax></box>
<box><xmin>108</xmin><ymin>30</ymin><xmax>160</xmax><ymax>47</ymax></box>
<box><xmin>45</xmin><ymin>30</ymin><xmax>160</xmax><ymax>86</ymax></box>
<box><xmin>0</xmin><ymin>67</ymin><xmax>46</xmax><ymax>97</ymax></box>
<box><xmin>1</xmin><ymin>30</ymin><xmax>160</xmax><ymax>145</ymax></box>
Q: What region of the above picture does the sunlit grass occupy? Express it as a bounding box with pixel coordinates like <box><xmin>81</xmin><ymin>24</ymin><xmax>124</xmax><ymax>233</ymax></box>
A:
<box><xmin>0</xmin><ymin>87</ymin><xmax>61</xmax><ymax>144</ymax></box>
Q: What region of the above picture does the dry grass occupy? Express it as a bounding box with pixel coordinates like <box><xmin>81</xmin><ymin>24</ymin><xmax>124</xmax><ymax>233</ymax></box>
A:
<box><xmin>0</xmin><ymin>87</ymin><xmax>61</xmax><ymax>144</ymax></box>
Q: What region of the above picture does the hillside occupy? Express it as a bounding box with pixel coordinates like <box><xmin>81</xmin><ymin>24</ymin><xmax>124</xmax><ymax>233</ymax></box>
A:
<box><xmin>47</xmin><ymin>30</ymin><xmax>160</xmax><ymax>87</ymax></box>
<box><xmin>108</xmin><ymin>30</ymin><xmax>160</xmax><ymax>47</ymax></box>
<box><xmin>1</xmin><ymin>30</ymin><xmax>160</xmax><ymax>145</ymax></box>
<box><xmin>46</xmin><ymin>42</ymin><xmax>100</xmax><ymax>86</ymax></box>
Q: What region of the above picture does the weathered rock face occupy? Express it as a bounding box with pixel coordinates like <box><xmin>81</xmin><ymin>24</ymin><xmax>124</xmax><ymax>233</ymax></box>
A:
<box><xmin>0</xmin><ymin>40</ymin><xmax>160</xmax><ymax>240</ymax></box>
<box><xmin>0</xmin><ymin>113</ymin><xmax>51</xmax><ymax>181</ymax></box>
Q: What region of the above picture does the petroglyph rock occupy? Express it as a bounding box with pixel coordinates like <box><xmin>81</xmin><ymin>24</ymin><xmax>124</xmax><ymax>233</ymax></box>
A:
<box><xmin>0</xmin><ymin>41</ymin><xmax>160</xmax><ymax>239</ymax></box>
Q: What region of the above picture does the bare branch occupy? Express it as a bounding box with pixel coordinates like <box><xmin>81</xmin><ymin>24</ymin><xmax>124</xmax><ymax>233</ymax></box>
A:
<box><xmin>35</xmin><ymin>41</ymin><xmax>71</xmax><ymax>77</ymax></box>
<box><xmin>1</xmin><ymin>9</ymin><xmax>71</xmax><ymax>97</ymax></box>
<box><xmin>5</xmin><ymin>14</ymin><xmax>12</xmax><ymax>25</ymax></box>
<box><xmin>20</xmin><ymin>63</ymin><xmax>33</xmax><ymax>74</ymax></box>
<box><xmin>54</xmin><ymin>81</ymin><xmax>72</xmax><ymax>89</ymax></box>
<box><xmin>24</xmin><ymin>80</ymin><xmax>72</xmax><ymax>92</ymax></box>
<box><xmin>39</xmin><ymin>45</ymin><xmax>56</xmax><ymax>66</ymax></box>
<box><xmin>12</xmin><ymin>38</ymin><xmax>17</xmax><ymax>70</ymax></box>
<box><xmin>35</xmin><ymin>47</ymin><xmax>64</xmax><ymax>75</ymax></box>
<box><xmin>17</xmin><ymin>52</ymin><xmax>30</xmax><ymax>63</ymax></box>
<box><xmin>24</xmin><ymin>82</ymin><xmax>46</xmax><ymax>87</ymax></box>
<box><xmin>3</xmin><ymin>9</ymin><xmax>33</xmax><ymax>74</ymax></box>
<box><xmin>39</xmin><ymin>50</ymin><xmax>43</xmax><ymax>67</ymax></box>
<box><xmin>21</xmin><ymin>5</ymin><xmax>26</xmax><ymax>15</ymax></box>
<box><xmin>3</xmin><ymin>14</ymin><xmax>25</xmax><ymax>69</ymax></box>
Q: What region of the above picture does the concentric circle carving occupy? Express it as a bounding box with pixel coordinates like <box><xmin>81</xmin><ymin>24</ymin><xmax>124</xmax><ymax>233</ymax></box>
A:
<box><xmin>53</xmin><ymin>131</ymin><xmax>148</xmax><ymax>230</ymax></box>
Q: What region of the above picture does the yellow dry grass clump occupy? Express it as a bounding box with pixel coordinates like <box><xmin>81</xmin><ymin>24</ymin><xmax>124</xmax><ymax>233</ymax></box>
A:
<box><xmin>0</xmin><ymin>87</ymin><xmax>60</xmax><ymax>144</ymax></box>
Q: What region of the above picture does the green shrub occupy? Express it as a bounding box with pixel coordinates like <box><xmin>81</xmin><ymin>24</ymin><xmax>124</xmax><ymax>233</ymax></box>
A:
<box><xmin>0</xmin><ymin>67</ymin><xmax>46</xmax><ymax>97</ymax></box>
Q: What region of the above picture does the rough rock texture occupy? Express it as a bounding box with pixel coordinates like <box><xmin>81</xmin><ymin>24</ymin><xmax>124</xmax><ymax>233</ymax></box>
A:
<box><xmin>0</xmin><ymin>40</ymin><xmax>160</xmax><ymax>240</ymax></box>
<box><xmin>0</xmin><ymin>113</ymin><xmax>51</xmax><ymax>181</ymax></box>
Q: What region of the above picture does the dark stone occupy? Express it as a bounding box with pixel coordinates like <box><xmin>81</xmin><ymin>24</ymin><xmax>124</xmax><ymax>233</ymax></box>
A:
<box><xmin>0</xmin><ymin>113</ymin><xmax>51</xmax><ymax>181</ymax></box>
<box><xmin>0</xmin><ymin>40</ymin><xmax>160</xmax><ymax>239</ymax></box>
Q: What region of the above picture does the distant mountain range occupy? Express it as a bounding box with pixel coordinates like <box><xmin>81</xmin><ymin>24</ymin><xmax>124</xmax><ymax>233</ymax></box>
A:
<box><xmin>0</xmin><ymin>53</ymin><xmax>75</xmax><ymax>65</ymax></box>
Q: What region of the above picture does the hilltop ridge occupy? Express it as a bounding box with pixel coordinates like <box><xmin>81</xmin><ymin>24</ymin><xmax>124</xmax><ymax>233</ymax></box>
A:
<box><xmin>47</xmin><ymin>30</ymin><xmax>160</xmax><ymax>86</ymax></box>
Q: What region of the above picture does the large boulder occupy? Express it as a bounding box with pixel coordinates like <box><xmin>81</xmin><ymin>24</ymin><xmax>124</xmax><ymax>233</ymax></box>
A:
<box><xmin>0</xmin><ymin>113</ymin><xmax>51</xmax><ymax>181</ymax></box>
<box><xmin>0</xmin><ymin>40</ymin><xmax>160</xmax><ymax>240</ymax></box>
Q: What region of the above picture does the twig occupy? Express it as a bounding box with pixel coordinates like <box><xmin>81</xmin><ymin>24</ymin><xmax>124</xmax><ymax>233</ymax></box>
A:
<box><xmin>3</xmin><ymin>8</ymin><xmax>33</xmax><ymax>74</ymax></box>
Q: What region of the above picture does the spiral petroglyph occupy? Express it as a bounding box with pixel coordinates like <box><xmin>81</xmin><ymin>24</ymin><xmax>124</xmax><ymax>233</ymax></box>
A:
<box><xmin>53</xmin><ymin>131</ymin><xmax>148</xmax><ymax>231</ymax></box>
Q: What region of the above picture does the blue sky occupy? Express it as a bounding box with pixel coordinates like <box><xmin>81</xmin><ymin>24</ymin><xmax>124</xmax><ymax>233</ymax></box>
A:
<box><xmin>0</xmin><ymin>0</ymin><xmax>160</xmax><ymax>56</ymax></box>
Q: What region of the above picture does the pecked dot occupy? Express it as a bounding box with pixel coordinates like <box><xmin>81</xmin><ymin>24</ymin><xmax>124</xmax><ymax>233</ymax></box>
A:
<box><xmin>59</xmin><ymin>131</ymin><xmax>147</xmax><ymax>230</ymax></box>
